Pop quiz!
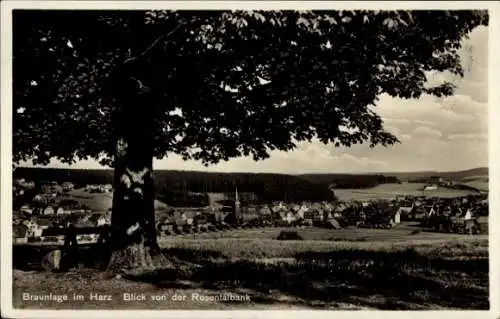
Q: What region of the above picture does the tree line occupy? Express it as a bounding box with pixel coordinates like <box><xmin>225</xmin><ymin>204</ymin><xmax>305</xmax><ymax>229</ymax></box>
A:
<box><xmin>14</xmin><ymin>167</ymin><xmax>336</xmax><ymax>203</ymax></box>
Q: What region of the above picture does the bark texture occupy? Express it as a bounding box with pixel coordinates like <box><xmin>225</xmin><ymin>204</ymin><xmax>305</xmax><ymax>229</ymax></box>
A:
<box><xmin>106</xmin><ymin>67</ymin><xmax>163</xmax><ymax>273</ymax></box>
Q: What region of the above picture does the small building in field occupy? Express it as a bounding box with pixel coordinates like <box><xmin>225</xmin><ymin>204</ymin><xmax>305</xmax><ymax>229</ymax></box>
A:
<box><xmin>424</xmin><ymin>184</ymin><xmax>438</xmax><ymax>191</ymax></box>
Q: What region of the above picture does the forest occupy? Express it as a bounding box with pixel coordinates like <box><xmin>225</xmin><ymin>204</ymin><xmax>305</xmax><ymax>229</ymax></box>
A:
<box><xmin>12</xmin><ymin>167</ymin><xmax>407</xmax><ymax>204</ymax></box>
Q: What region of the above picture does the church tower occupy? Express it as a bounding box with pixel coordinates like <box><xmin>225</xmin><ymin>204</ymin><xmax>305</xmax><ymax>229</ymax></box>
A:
<box><xmin>234</xmin><ymin>185</ymin><xmax>241</xmax><ymax>221</ymax></box>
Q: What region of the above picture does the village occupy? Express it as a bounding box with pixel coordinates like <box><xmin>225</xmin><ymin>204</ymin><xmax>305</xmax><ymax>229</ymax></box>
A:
<box><xmin>12</xmin><ymin>174</ymin><xmax>489</xmax><ymax>254</ymax></box>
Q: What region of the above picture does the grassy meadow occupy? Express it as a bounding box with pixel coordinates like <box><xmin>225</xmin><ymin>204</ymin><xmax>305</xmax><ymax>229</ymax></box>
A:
<box><xmin>13</xmin><ymin>225</ymin><xmax>488</xmax><ymax>310</ymax></box>
<box><xmin>333</xmin><ymin>183</ymin><xmax>481</xmax><ymax>201</ymax></box>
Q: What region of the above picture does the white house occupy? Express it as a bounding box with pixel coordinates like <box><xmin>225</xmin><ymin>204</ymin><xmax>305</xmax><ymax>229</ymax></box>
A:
<box><xmin>424</xmin><ymin>184</ymin><xmax>438</xmax><ymax>191</ymax></box>
<box><xmin>43</xmin><ymin>206</ymin><xmax>55</xmax><ymax>216</ymax></box>
<box><xmin>464</xmin><ymin>209</ymin><xmax>473</xmax><ymax>221</ymax></box>
<box><xmin>20</xmin><ymin>205</ymin><xmax>33</xmax><ymax>215</ymax></box>
<box><xmin>391</xmin><ymin>209</ymin><xmax>401</xmax><ymax>225</ymax></box>
<box><xmin>96</xmin><ymin>215</ymin><xmax>108</xmax><ymax>226</ymax></box>
<box><xmin>285</xmin><ymin>211</ymin><xmax>296</xmax><ymax>224</ymax></box>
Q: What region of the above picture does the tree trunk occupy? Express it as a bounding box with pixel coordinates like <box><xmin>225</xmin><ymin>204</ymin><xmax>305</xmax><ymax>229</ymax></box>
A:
<box><xmin>105</xmin><ymin>71</ymin><xmax>164</xmax><ymax>274</ymax></box>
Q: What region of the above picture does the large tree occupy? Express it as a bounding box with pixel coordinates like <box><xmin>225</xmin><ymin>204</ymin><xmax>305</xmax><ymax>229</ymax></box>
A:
<box><xmin>13</xmin><ymin>9</ymin><xmax>488</xmax><ymax>270</ymax></box>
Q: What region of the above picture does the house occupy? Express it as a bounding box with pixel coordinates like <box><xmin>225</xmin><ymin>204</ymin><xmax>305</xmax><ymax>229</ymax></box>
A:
<box><xmin>43</xmin><ymin>206</ymin><xmax>55</xmax><ymax>216</ymax></box>
<box><xmin>173</xmin><ymin>212</ymin><xmax>188</xmax><ymax>226</ymax></box>
<box><xmin>32</xmin><ymin>194</ymin><xmax>43</xmax><ymax>202</ymax></box>
<box><xmin>333</xmin><ymin>211</ymin><xmax>343</xmax><ymax>219</ymax></box>
<box><xmin>158</xmin><ymin>221</ymin><xmax>174</xmax><ymax>233</ymax></box>
<box><xmin>258</xmin><ymin>206</ymin><xmax>272</xmax><ymax>216</ymax></box>
<box><xmin>321</xmin><ymin>210</ymin><xmax>333</xmax><ymax>221</ymax></box>
<box><xmin>303</xmin><ymin>210</ymin><xmax>316</xmax><ymax>220</ymax></box>
<box><xmin>61</xmin><ymin>182</ymin><xmax>75</xmax><ymax>192</ymax></box>
<box><xmin>103</xmin><ymin>184</ymin><xmax>113</xmax><ymax>192</ymax></box>
<box><xmin>397</xmin><ymin>202</ymin><xmax>414</xmax><ymax>218</ymax></box>
<box><xmin>464</xmin><ymin>209</ymin><xmax>473</xmax><ymax>221</ymax></box>
<box><xmin>41</xmin><ymin>182</ymin><xmax>63</xmax><ymax>195</ymax></box>
<box><xmin>20</xmin><ymin>205</ymin><xmax>33</xmax><ymax>215</ymax></box>
<box><xmin>284</xmin><ymin>211</ymin><xmax>296</xmax><ymax>224</ymax></box>
<box><xmin>25</xmin><ymin>218</ymin><xmax>52</xmax><ymax>238</ymax></box>
<box><xmin>56</xmin><ymin>207</ymin><xmax>65</xmax><ymax>215</ymax></box>
<box><xmin>391</xmin><ymin>209</ymin><xmax>401</xmax><ymax>225</ymax></box>
<box><xmin>412</xmin><ymin>206</ymin><xmax>427</xmax><ymax>220</ymax></box>
<box><xmin>424</xmin><ymin>184</ymin><xmax>438</xmax><ymax>191</ymax></box>
<box><xmin>13</xmin><ymin>224</ymin><xmax>29</xmax><ymax>243</ymax></box>
<box><xmin>23</xmin><ymin>181</ymin><xmax>36</xmax><ymax>189</ymax></box>
<box><xmin>96</xmin><ymin>215</ymin><xmax>110</xmax><ymax>226</ymax></box>
<box><xmin>24</xmin><ymin>219</ymin><xmax>39</xmax><ymax>237</ymax></box>
<box><xmin>193</xmin><ymin>212</ymin><xmax>211</xmax><ymax>225</ymax></box>
<box><xmin>322</xmin><ymin>202</ymin><xmax>334</xmax><ymax>212</ymax></box>
<box><xmin>40</xmin><ymin>227</ymin><xmax>66</xmax><ymax>244</ymax></box>
<box><xmin>14</xmin><ymin>188</ymin><xmax>25</xmax><ymax>196</ymax></box>
<box><xmin>14</xmin><ymin>178</ymin><xmax>26</xmax><ymax>186</ymax></box>
<box><xmin>424</xmin><ymin>205</ymin><xmax>437</xmax><ymax>218</ymax></box>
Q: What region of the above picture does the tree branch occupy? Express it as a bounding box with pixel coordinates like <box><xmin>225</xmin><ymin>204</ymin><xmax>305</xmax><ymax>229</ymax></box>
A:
<box><xmin>123</xmin><ymin>15</ymin><xmax>201</xmax><ymax>66</ymax></box>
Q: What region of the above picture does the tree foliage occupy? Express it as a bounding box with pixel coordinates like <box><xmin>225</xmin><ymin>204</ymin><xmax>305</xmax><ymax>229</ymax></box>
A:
<box><xmin>13</xmin><ymin>10</ymin><xmax>488</xmax><ymax>166</ymax></box>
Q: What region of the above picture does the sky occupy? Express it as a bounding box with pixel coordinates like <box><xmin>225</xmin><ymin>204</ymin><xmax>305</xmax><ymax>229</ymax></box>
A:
<box><xmin>26</xmin><ymin>25</ymin><xmax>489</xmax><ymax>174</ymax></box>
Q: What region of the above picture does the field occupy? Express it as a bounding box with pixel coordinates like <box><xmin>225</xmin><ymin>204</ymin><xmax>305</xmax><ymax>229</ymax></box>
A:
<box><xmin>461</xmin><ymin>176</ymin><xmax>489</xmax><ymax>192</ymax></box>
<box><xmin>333</xmin><ymin>183</ymin><xmax>481</xmax><ymax>201</ymax></box>
<box><xmin>63</xmin><ymin>189</ymin><xmax>170</xmax><ymax>212</ymax></box>
<box><xmin>13</xmin><ymin>223</ymin><xmax>489</xmax><ymax>310</ymax></box>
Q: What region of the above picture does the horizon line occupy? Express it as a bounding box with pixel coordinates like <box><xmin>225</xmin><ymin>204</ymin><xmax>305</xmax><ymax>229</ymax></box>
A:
<box><xmin>14</xmin><ymin>165</ymin><xmax>489</xmax><ymax>176</ymax></box>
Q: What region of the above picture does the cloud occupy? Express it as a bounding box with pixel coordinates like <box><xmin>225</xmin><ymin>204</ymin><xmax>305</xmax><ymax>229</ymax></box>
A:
<box><xmin>412</xmin><ymin>126</ymin><xmax>443</xmax><ymax>140</ymax></box>
<box><xmin>448</xmin><ymin>133</ymin><xmax>488</xmax><ymax>141</ymax></box>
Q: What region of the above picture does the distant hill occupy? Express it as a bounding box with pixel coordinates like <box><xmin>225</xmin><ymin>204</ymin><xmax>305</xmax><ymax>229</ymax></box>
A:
<box><xmin>300</xmin><ymin>167</ymin><xmax>488</xmax><ymax>186</ymax></box>
<box><xmin>13</xmin><ymin>167</ymin><xmax>335</xmax><ymax>203</ymax></box>
<box><xmin>385</xmin><ymin>167</ymin><xmax>488</xmax><ymax>182</ymax></box>
<box><xmin>13</xmin><ymin>166</ymin><xmax>487</xmax><ymax>203</ymax></box>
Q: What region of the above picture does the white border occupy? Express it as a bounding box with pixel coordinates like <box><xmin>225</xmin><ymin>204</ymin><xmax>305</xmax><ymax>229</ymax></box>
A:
<box><xmin>1</xmin><ymin>1</ymin><xmax>499</xmax><ymax>319</ymax></box>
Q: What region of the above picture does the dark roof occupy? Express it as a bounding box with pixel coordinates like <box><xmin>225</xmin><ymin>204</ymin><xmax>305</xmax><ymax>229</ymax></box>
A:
<box><xmin>13</xmin><ymin>224</ymin><xmax>28</xmax><ymax>237</ymax></box>
<box><xmin>36</xmin><ymin>218</ymin><xmax>53</xmax><ymax>226</ymax></box>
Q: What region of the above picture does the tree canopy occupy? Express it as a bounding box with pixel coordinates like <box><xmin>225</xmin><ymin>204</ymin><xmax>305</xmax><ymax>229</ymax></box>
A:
<box><xmin>13</xmin><ymin>10</ymin><xmax>488</xmax><ymax>167</ymax></box>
